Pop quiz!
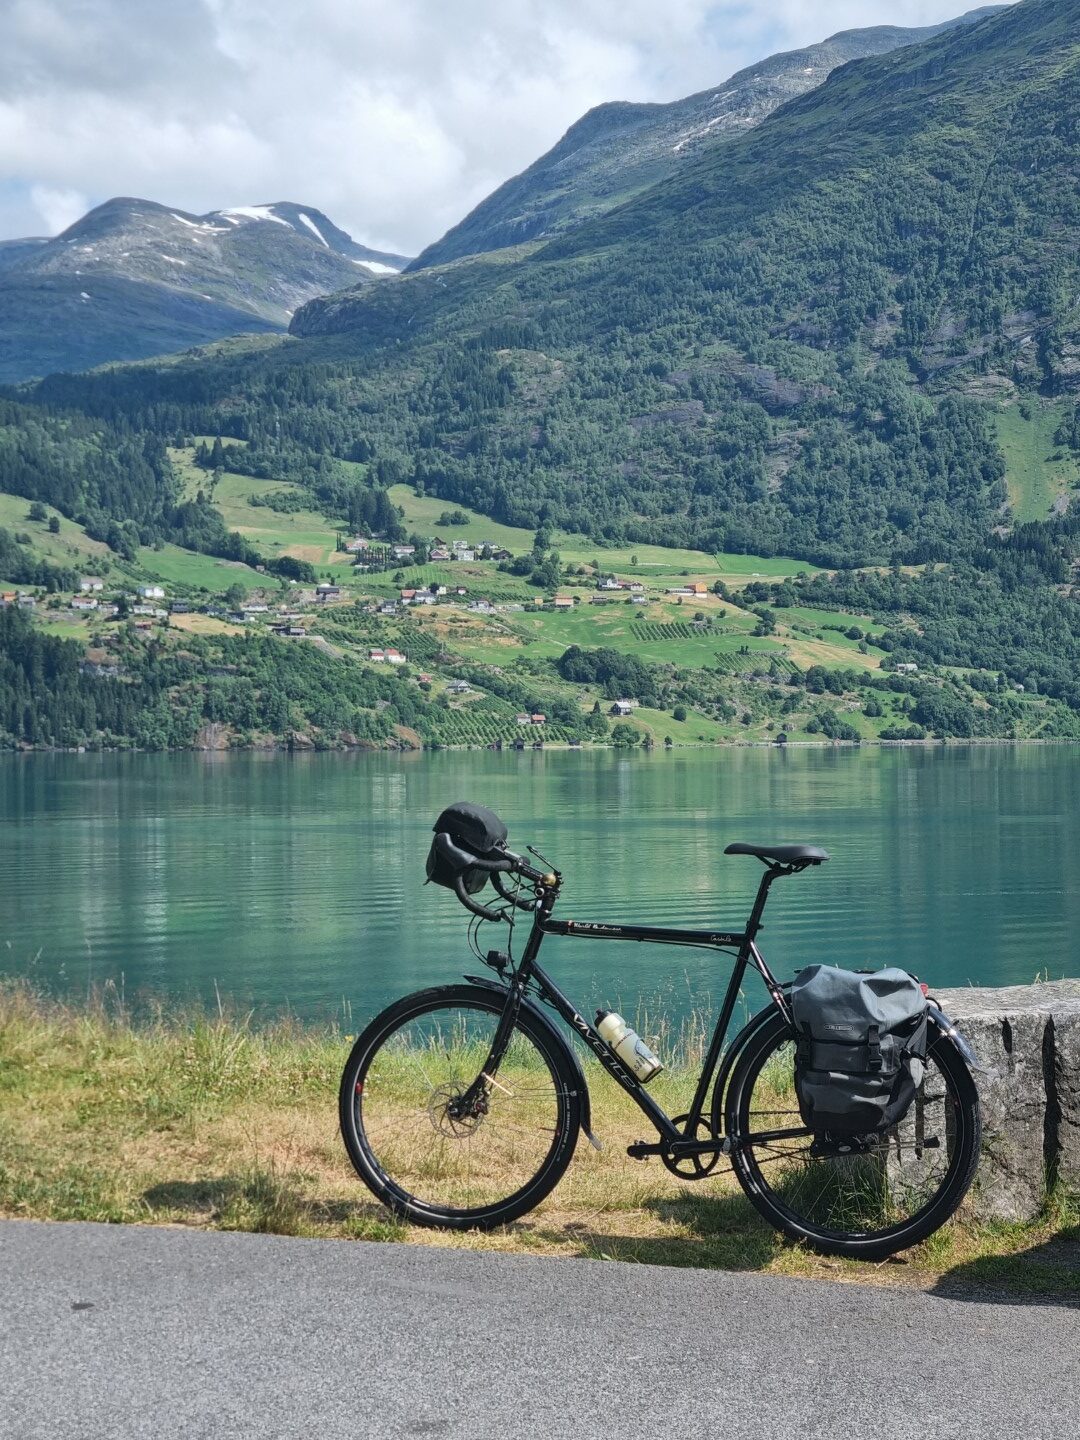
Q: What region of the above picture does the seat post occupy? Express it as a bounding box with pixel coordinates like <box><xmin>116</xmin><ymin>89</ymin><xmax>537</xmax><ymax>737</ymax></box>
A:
<box><xmin>745</xmin><ymin>865</ymin><xmax>785</xmax><ymax>942</ymax></box>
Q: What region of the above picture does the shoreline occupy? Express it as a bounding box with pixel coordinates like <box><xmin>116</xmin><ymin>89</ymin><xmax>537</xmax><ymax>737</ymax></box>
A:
<box><xmin>2</xmin><ymin>735</ymin><xmax>1079</xmax><ymax>757</ymax></box>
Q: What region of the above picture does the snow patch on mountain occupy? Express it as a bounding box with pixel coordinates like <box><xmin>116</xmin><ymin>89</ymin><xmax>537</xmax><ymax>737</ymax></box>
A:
<box><xmin>354</xmin><ymin>259</ymin><xmax>400</xmax><ymax>275</ymax></box>
<box><xmin>172</xmin><ymin>214</ymin><xmax>230</xmax><ymax>234</ymax></box>
<box><xmin>297</xmin><ymin>212</ymin><xmax>330</xmax><ymax>248</ymax></box>
<box><xmin>220</xmin><ymin>206</ymin><xmax>290</xmax><ymax>226</ymax></box>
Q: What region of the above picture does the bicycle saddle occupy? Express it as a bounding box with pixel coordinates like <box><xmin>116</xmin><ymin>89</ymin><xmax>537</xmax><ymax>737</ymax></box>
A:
<box><xmin>724</xmin><ymin>842</ymin><xmax>830</xmax><ymax>865</ymax></box>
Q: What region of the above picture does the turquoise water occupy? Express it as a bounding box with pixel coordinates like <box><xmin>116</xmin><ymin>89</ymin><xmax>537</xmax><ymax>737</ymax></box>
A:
<box><xmin>1</xmin><ymin>747</ymin><xmax>1078</xmax><ymax>1025</ymax></box>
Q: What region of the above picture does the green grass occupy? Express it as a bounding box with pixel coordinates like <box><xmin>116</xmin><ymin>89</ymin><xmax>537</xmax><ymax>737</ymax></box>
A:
<box><xmin>135</xmin><ymin>543</ymin><xmax>264</xmax><ymax>594</ymax></box>
<box><xmin>481</xmin><ymin>603</ymin><xmax>789</xmax><ymax>667</ymax></box>
<box><xmin>388</xmin><ymin>484</ymin><xmax>538</xmax><ymax>553</ymax></box>
<box><xmin>0</xmin><ymin>492</ymin><xmax>111</xmax><ymax>571</ymax></box>
<box><xmin>0</xmin><ymin>488</ymin><xmax>267</xmax><ymax>597</ymax></box>
<box><xmin>1</xmin><ymin>982</ymin><xmax>1076</xmax><ymax>1296</ymax></box>
<box><xmin>210</xmin><ymin>475</ymin><xmax>348</xmax><ymax>570</ymax></box>
<box><xmin>387</xmin><ymin>484</ymin><xmax>815</xmax><ymax>582</ymax></box>
<box><xmin>995</xmin><ymin>402</ymin><xmax>1080</xmax><ymax>523</ymax></box>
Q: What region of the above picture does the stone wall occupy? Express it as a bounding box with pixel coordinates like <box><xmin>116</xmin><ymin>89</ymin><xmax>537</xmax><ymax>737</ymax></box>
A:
<box><xmin>935</xmin><ymin>979</ymin><xmax>1080</xmax><ymax>1222</ymax></box>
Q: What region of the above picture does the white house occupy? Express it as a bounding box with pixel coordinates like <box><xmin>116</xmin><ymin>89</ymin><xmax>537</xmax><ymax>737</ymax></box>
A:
<box><xmin>79</xmin><ymin>577</ymin><xmax>105</xmax><ymax>592</ymax></box>
<box><xmin>138</xmin><ymin>585</ymin><xmax>165</xmax><ymax>600</ymax></box>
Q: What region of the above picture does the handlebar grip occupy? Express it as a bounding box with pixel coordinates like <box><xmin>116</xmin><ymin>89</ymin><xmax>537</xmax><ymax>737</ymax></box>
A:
<box><xmin>453</xmin><ymin>871</ymin><xmax>508</xmax><ymax>923</ymax></box>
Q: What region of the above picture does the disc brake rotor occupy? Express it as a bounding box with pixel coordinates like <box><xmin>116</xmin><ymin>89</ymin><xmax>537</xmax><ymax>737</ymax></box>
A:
<box><xmin>428</xmin><ymin>1082</ymin><xmax>488</xmax><ymax>1137</ymax></box>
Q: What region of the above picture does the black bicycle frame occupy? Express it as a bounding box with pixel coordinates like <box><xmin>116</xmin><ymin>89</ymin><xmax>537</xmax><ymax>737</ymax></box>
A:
<box><xmin>474</xmin><ymin>861</ymin><xmax>808</xmax><ymax>1158</ymax></box>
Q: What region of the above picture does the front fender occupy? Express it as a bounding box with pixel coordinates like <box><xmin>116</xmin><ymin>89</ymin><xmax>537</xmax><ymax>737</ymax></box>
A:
<box><xmin>463</xmin><ymin>975</ymin><xmax>600</xmax><ymax>1149</ymax></box>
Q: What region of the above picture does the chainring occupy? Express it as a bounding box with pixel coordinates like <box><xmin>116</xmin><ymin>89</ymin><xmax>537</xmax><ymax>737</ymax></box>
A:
<box><xmin>661</xmin><ymin>1113</ymin><xmax>724</xmax><ymax>1179</ymax></box>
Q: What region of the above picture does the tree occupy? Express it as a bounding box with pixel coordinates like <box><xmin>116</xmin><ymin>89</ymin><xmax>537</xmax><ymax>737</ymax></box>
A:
<box><xmin>673</xmin><ymin>704</ymin><xmax>688</xmax><ymax>722</ymax></box>
<box><xmin>223</xmin><ymin>583</ymin><xmax>246</xmax><ymax>609</ymax></box>
<box><xmin>47</xmin><ymin>516</ymin><xmax>60</xmax><ymax>534</ymax></box>
<box><xmin>611</xmin><ymin>722</ymin><xmax>640</xmax><ymax>747</ymax></box>
<box><xmin>27</xmin><ymin>501</ymin><xmax>47</xmax><ymax>523</ymax></box>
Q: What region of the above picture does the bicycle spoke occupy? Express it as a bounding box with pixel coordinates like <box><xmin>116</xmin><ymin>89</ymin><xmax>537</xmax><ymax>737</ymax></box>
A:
<box><xmin>732</xmin><ymin>1027</ymin><xmax>971</xmax><ymax>1245</ymax></box>
<box><xmin>350</xmin><ymin>999</ymin><xmax>568</xmax><ymax>1216</ymax></box>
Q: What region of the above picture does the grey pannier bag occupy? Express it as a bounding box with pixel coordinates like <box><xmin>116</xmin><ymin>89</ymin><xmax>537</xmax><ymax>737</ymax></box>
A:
<box><xmin>790</xmin><ymin>965</ymin><xmax>929</xmax><ymax>1135</ymax></box>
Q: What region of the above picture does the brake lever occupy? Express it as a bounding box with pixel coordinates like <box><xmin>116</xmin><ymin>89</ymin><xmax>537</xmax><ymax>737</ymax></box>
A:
<box><xmin>491</xmin><ymin>871</ymin><xmax>538</xmax><ymax>912</ymax></box>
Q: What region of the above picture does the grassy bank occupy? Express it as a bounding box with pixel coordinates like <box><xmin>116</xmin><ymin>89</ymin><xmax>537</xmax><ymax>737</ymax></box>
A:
<box><xmin>1</xmin><ymin>984</ymin><xmax>1076</xmax><ymax>1297</ymax></box>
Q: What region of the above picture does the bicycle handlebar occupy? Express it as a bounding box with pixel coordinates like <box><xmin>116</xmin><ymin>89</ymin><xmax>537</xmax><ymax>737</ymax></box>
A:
<box><xmin>452</xmin><ymin>871</ymin><xmax>508</xmax><ymax>923</ymax></box>
<box><xmin>435</xmin><ymin>832</ymin><xmax>549</xmax><ymax>923</ymax></box>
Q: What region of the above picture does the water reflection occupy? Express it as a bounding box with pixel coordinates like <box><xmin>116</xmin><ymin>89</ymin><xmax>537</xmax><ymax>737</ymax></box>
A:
<box><xmin>1</xmin><ymin>746</ymin><xmax>1079</xmax><ymax>1023</ymax></box>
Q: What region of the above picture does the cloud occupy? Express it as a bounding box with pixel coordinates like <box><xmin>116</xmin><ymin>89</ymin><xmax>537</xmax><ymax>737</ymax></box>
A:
<box><xmin>0</xmin><ymin>0</ymin><xmax>1003</xmax><ymax>254</ymax></box>
<box><xmin>28</xmin><ymin>184</ymin><xmax>88</xmax><ymax>234</ymax></box>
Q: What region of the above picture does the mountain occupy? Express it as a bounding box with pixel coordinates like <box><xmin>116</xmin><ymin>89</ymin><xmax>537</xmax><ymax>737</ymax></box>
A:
<box><xmin>0</xmin><ymin>198</ymin><xmax>411</xmax><ymax>383</ymax></box>
<box><xmin>410</xmin><ymin>7</ymin><xmax>1008</xmax><ymax>270</ymax></box>
<box><xmin>10</xmin><ymin>0</ymin><xmax>1080</xmax><ymax>741</ymax></box>
<box><xmin>25</xmin><ymin>0</ymin><xmax>1080</xmax><ymax>572</ymax></box>
<box><xmin>0</xmin><ymin>238</ymin><xmax>48</xmax><ymax>273</ymax></box>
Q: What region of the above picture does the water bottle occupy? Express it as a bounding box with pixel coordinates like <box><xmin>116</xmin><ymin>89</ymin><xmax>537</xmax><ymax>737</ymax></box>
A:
<box><xmin>595</xmin><ymin>1011</ymin><xmax>663</xmax><ymax>1083</ymax></box>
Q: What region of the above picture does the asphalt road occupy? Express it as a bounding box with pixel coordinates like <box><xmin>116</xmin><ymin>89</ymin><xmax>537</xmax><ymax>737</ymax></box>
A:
<box><xmin>2</xmin><ymin>1220</ymin><xmax>1078</xmax><ymax>1439</ymax></box>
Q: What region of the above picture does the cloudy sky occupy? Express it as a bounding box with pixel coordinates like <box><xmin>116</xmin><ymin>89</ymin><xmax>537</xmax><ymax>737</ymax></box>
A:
<box><xmin>0</xmin><ymin>0</ymin><xmax>997</xmax><ymax>254</ymax></box>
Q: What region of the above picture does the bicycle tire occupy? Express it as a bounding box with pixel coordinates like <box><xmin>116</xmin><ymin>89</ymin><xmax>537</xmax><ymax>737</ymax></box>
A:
<box><xmin>722</xmin><ymin>1008</ymin><xmax>981</xmax><ymax>1260</ymax></box>
<box><xmin>339</xmin><ymin>983</ymin><xmax>581</xmax><ymax>1230</ymax></box>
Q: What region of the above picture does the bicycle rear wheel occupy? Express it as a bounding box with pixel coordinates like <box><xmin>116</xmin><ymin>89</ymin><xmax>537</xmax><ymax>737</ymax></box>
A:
<box><xmin>340</xmin><ymin>984</ymin><xmax>581</xmax><ymax>1229</ymax></box>
<box><xmin>722</xmin><ymin>1009</ymin><xmax>980</xmax><ymax>1260</ymax></box>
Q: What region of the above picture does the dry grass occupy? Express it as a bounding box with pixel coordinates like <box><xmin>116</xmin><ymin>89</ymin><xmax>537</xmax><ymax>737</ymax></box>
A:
<box><xmin>1</xmin><ymin>982</ymin><xmax>1077</xmax><ymax>1298</ymax></box>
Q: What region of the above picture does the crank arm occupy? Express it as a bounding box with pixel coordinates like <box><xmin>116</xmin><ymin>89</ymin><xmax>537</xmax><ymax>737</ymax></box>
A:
<box><xmin>627</xmin><ymin>1137</ymin><xmax>733</xmax><ymax>1162</ymax></box>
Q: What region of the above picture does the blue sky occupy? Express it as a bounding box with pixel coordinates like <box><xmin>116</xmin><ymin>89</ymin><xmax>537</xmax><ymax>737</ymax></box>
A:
<box><xmin>0</xmin><ymin>1</ymin><xmax>1006</xmax><ymax>254</ymax></box>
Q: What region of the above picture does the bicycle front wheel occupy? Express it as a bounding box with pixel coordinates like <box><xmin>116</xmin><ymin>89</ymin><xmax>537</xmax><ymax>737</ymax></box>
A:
<box><xmin>339</xmin><ymin>984</ymin><xmax>581</xmax><ymax>1230</ymax></box>
<box><xmin>723</xmin><ymin>1009</ymin><xmax>981</xmax><ymax>1260</ymax></box>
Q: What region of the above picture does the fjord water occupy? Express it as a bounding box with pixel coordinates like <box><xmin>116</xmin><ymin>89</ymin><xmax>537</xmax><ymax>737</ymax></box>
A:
<box><xmin>2</xmin><ymin>747</ymin><xmax>1078</xmax><ymax>1025</ymax></box>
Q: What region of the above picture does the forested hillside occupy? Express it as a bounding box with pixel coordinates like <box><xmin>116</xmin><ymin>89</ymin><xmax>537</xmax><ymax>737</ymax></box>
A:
<box><xmin>26</xmin><ymin>2</ymin><xmax>1075</xmax><ymax>567</ymax></box>
<box><xmin>5</xmin><ymin>0</ymin><xmax>1080</xmax><ymax>745</ymax></box>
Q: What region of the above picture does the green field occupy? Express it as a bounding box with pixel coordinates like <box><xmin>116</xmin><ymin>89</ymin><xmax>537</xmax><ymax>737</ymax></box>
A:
<box><xmin>995</xmin><ymin>402</ymin><xmax>1079</xmax><ymax>523</ymax></box>
<box><xmin>0</xmin><ymin>493</ymin><xmax>111</xmax><ymax>572</ymax></box>
<box><xmin>210</xmin><ymin>476</ymin><xmax>348</xmax><ymax>572</ymax></box>
<box><xmin>0</xmin><ymin>488</ymin><xmax>268</xmax><ymax>597</ymax></box>
<box><xmin>476</xmin><ymin>603</ymin><xmax>786</xmax><ymax>667</ymax></box>
<box><xmin>136</xmin><ymin>543</ymin><xmax>265</xmax><ymax>593</ymax></box>
<box><xmin>387</xmin><ymin>484</ymin><xmax>815</xmax><ymax>583</ymax></box>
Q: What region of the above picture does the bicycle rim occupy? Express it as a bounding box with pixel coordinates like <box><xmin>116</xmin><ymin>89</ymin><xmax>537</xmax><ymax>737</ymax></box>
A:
<box><xmin>343</xmin><ymin>992</ymin><xmax>575</xmax><ymax>1223</ymax></box>
<box><xmin>727</xmin><ymin>1012</ymin><xmax>979</xmax><ymax>1257</ymax></box>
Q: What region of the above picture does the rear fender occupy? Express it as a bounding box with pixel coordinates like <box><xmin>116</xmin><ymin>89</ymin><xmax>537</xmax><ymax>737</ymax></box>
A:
<box><xmin>928</xmin><ymin>1003</ymin><xmax>987</xmax><ymax>1073</ymax></box>
<box><xmin>463</xmin><ymin>975</ymin><xmax>600</xmax><ymax>1149</ymax></box>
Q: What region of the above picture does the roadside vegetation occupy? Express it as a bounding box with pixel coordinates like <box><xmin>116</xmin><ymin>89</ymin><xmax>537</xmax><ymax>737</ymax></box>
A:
<box><xmin>1</xmin><ymin>983</ymin><xmax>1076</xmax><ymax>1298</ymax></box>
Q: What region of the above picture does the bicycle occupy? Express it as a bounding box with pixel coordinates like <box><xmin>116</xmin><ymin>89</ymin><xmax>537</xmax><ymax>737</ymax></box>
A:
<box><xmin>339</xmin><ymin>820</ymin><xmax>982</xmax><ymax>1260</ymax></box>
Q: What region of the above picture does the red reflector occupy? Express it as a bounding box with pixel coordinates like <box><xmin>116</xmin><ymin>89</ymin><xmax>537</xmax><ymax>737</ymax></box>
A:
<box><xmin>355</xmin><ymin>1081</ymin><xmax>363</xmax><ymax>1094</ymax></box>
<box><xmin>920</xmin><ymin>983</ymin><xmax>929</xmax><ymax>996</ymax></box>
